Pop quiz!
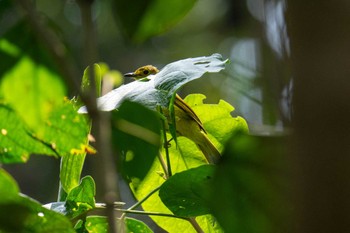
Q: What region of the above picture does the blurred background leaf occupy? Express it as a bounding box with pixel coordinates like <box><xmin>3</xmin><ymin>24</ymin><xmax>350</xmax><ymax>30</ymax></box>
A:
<box><xmin>208</xmin><ymin>133</ymin><xmax>292</xmax><ymax>233</ymax></box>
<box><xmin>0</xmin><ymin>169</ymin><xmax>75</xmax><ymax>233</ymax></box>
<box><xmin>112</xmin><ymin>0</ymin><xmax>197</xmax><ymax>43</ymax></box>
<box><xmin>0</xmin><ymin>33</ymin><xmax>66</xmax><ymax>129</ymax></box>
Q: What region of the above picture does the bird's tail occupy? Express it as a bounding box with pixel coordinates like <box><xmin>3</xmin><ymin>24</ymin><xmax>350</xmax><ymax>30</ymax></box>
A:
<box><xmin>197</xmin><ymin>131</ymin><xmax>221</xmax><ymax>164</ymax></box>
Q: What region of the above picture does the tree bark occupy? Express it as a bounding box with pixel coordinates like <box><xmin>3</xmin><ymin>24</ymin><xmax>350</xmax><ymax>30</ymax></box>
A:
<box><xmin>286</xmin><ymin>1</ymin><xmax>350</xmax><ymax>232</ymax></box>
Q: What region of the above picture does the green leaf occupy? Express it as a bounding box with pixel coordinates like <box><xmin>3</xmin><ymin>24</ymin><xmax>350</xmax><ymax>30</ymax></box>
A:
<box><xmin>0</xmin><ymin>39</ymin><xmax>66</xmax><ymax>129</ymax></box>
<box><xmin>112</xmin><ymin>101</ymin><xmax>161</xmax><ymax>189</ymax></box>
<box><xmin>0</xmin><ymin>169</ymin><xmax>75</xmax><ymax>233</ymax></box>
<box><xmin>209</xmin><ymin>134</ymin><xmax>292</xmax><ymax>233</ymax></box>
<box><xmin>81</xmin><ymin>64</ymin><xmax>102</xmax><ymax>97</ymax></box>
<box><xmin>159</xmin><ymin>165</ymin><xmax>215</xmax><ymax>217</ymax></box>
<box><xmin>184</xmin><ymin>93</ymin><xmax>249</xmax><ymax>146</ymax></box>
<box><xmin>130</xmin><ymin>94</ymin><xmax>245</xmax><ymax>232</ymax></box>
<box><xmin>0</xmin><ymin>100</ymin><xmax>90</xmax><ymax>160</ymax></box>
<box><xmin>65</xmin><ymin>176</ymin><xmax>96</xmax><ymax>219</ymax></box>
<box><xmin>0</xmin><ymin>104</ymin><xmax>56</xmax><ymax>163</ymax></box>
<box><xmin>112</xmin><ymin>0</ymin><xmax>197</xmax><ymax>42</ymax></box>
<box><xmin>36</xmin><ymin>101</ymin><xmax>90</xmax><ymax>157</ymax></box>
<box><xmin>0</xmin><ymin>168</ymin><xmax>19</xmax><ymax>198</ymax></box>
<box><xmin>125</xmin><ymin>217</ymin><xmax>153</xmax><ymax>233</ymax></box>
<box><xmin>78</xmin><ymin>54</ymin><xmax>228</xmax><ymax>112</ymax></box>
<box><xmin>75</xmin><ymin>216</ymin><xmax>153</xmax><ymax>233</ymax></box>
<box><xmin>46</xmin><ymin>101</ymin><xmax>91</xmax><ymax>193</ymax></box>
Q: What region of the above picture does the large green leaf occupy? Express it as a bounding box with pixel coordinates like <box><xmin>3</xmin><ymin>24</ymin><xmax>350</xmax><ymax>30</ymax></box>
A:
<box><xmin>129</xmin><ymin>94</ymin><xmax>244</xmax><ymax>232</ymax></box>
<box><xmin>112</xmin><ymin>101</ymin><xmax>161</xmax><ymax>189</ymax></box>
<box><xmin>112</xmin><ymin>0</ymin><xmax>197</xmax><ymax>42</ymax></box>
<box><xmin>0</xmin><ymin>38</ymin><xmax>66</xmax><ymax>129</ymax></box>
<box><xmin>209</xmin><ymin>134</ymin><xmax>292</xmax><ymax>233</ymax></box>
<box><xmin>159</xmin><ymin>165</ymin><xmax>215</xmax><ymax>217</ymax></box>
<box><xmin>0</xmin><ymin>101</ymin><xmax>90</xmax><ymax>165</ymax></box>
<box><xmin>0</xmin><ymin>169</ymin><xmax>75</xmax><ymax>233</ymax></box>
<box><xmin>0</xmin><ymin>104</ymin><xmax>56</xmax><ymax>163</ymax></box>
<box><xmin>78</xmin><ymin>54</ymin><xmax>228</xmax><ymax>113</ymax></box>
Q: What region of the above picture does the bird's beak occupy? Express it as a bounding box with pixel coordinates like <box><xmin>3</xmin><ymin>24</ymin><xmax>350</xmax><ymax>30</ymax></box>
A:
<box><xmin>124</xmin><ymin>72</ymin><xmax>136</xmax><ymax>77</ymax></box>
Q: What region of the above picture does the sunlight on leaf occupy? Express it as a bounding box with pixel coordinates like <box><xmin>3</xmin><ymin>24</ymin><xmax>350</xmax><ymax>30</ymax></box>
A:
<box><xmin>65</xmin><ymin>176</ymin><xmax>96</xmax><ymax>219</ymax></box>
<box><xmin>0</xmin><ymin>53</ymin><xmax>66</xmax><ymax>129</ymax></box>
<box><xmin>130</xmin><ymin>93</ymin><xmax>244</xmax><ymax>232</ymax></box>
<box><xmin>74</xmin><ymin>216</ymin><xmax>153</xmax><ymax>233</ymax></box>
<box><xmin>0</xmin><ymin>104</ymin><xmax>57</xmax><ymax>163</ymax></box>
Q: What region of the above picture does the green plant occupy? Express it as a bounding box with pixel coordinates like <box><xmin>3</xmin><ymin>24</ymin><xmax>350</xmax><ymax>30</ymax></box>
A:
<box><xmin>0</xmin><ymin>51</ymin><xmax>250</xmax><ymax>232</ymax></box>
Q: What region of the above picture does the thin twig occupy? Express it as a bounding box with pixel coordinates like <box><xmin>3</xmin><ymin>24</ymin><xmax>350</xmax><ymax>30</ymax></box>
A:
<box><xmin>116</xmin><ymin>209</ymin><xmax>187</xmax><ymax>220</ymax></box>
<box><xmin>158</xmin><ymin>106</ymin><xmax>172</xmax><ymax>177</ymax></box>
<box><xmin>120</xmin><ymin>185</ymin><xmax>162</xmax><ymax>220</ymax></box>
<box><xmin>128</xmin><ymin>185</ymin><xmax>162</xmax><ymax>211</ymax></box>
<box><xmin>188</xmin><ymin>218</ymin><xmax>205</xmax><ymax>233</ymax></box>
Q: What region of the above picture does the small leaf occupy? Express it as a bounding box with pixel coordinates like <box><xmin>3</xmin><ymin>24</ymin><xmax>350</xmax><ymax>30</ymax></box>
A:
<box><xmin>81</xmin><ymin>64</ymin><xmax>102</xmax><ymax>97</ymax></box>
<box><xmin>65</xmin><ymin>176</ymin><xmax>96</xmax><ymax>219</ymax></box>
<box><xmin>159</xmin><ymin>165</ymin><xmax>215</xmax><ymax>217</ymax></box>
<box><xmin>75</xmin><ymin>216</ymin><xmax>153</xmax><ymax>233</ymax></box>
<box><xmin>125</xmin><ymin>217</ymin><xmax>153</xmax><ymax>233</ymax></box>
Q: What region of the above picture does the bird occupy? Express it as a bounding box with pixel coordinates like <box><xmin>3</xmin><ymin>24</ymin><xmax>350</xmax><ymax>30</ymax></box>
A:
<box><xmin>124</xmin><ymin>65</ymin><xmax>221</xmax><ymax>164</ymax></box>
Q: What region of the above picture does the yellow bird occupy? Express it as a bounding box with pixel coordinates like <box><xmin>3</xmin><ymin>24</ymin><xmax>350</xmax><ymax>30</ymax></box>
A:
<box><xmin>124</xmin><ymin>65</ymin><xmax>221</xmax><ymax>164</ymax></box>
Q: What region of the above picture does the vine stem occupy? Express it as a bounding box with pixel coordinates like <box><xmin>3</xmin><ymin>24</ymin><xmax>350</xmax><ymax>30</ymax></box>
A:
<box><xmin>189</xmin><ymin>218</ymin><xmax>205</xmax><ymax>233</ymax></box>
<box><xmin>119</xmin><ymin>185</ymin><xmax>162</xmax><ymax>220</ymax></box>
<box><xmin>158</xmin><ymin>106</ymin><xmax>172</xmax><ymax>177</ymax></box>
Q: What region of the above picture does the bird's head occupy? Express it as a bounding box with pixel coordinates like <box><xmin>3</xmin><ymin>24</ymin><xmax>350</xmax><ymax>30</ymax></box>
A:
<box><xmin>124</xmin><ymin>65</ymin><xmax>159</xmax><ymax>80</ymax></box>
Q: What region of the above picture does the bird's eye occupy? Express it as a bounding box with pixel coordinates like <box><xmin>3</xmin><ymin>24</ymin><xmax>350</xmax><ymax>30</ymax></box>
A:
<box><xmin>143</xmin><ymin>70</ymin><xmax>149</xmax><ymax>75</ymax></box>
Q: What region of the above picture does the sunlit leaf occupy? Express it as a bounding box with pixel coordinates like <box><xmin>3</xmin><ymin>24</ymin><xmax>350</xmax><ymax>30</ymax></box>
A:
<box><xmin>65</xmin><ymin>176</ymin><xmax>96</xmax><ymax>219</ymax></box>
<box><xmin>184</xmin><ymin>93</ymin><xmax>249</xmax><ymax>147</ymax></box>
<box><xmin>112</xmin><ymin>0</ymin><xmax>197</xmax><ymax>42</ymax></box>
<box><xmin>0</xmin><ymin>104</ymin><xmax>56</xmax><ymax>163</ymax></box>
<box><xmin>0</xmin><ymin>40</ymin><xmax>66</xmax><ymax>128</ymax></box>
<box><xmin>125</xmin><ymin>217</ymin><xmax>153</xmax><ymax>233</ymax></box>
<box><xmin>0</xmin><ymin>169</ymin><xmax>75</xmax><ymax>233</ymax></box>
<box><xmin>36</xmin><ymin>101</ymin><xmax>90</xmax><ymax>157</ymax></box>
<box><xmin>130</xmin><ymin>94</ymin><xmax>243</xmax><ymax>232</ymax></box>
<box><xmin>74</xmin><ymin>216</ymin><xmax>153</xmax><ymax>233</ymax></box>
